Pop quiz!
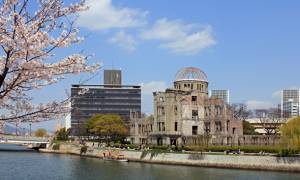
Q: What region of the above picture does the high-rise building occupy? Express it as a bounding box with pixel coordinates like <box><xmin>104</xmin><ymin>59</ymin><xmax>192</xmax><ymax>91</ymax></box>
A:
<box><xmin>70</xmin><ymin>69</ymin><xmax>141</xmax><ymax>135</ymax></box>
<box><xmin>281</xmin><ymin>89</ymin><xmax>300</xmax><ymax>118</ymax></box>
<box><xmin>210</xmin><ymin>90</ymin><xmax>230</xmax><ymax>104</ymax></box>
<box><xmin>104</xmin><ymin>69</ymin><xmax>122</xmax><ymax>85</ymax></box>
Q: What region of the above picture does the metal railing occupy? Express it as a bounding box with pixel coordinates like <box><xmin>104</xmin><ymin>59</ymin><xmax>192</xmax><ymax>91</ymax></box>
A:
<box><xmin>0</xmin><ymin>135</ymin><xmax>48</xmax><ymax>142</ymax></box>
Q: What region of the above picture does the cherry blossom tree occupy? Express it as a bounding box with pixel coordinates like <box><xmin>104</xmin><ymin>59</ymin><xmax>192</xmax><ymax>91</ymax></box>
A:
<box><xmin>230</xmin><ymin>103</ymin><xmax>252</xmax><ymax>121</ymax></box>
<box><xmin>0</xmin><ymin>0</ymin><xmax>100</xmax><ymax>125</ymax></box>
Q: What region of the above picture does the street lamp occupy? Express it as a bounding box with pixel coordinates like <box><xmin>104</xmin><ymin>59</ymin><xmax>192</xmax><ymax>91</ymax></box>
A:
<box><xmin>29</xmin><ymin>123</ymin><xmax>32</xmax><ymax>136</ymax></box>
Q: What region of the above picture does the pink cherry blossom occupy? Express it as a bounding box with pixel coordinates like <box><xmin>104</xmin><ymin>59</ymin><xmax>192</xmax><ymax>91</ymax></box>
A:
<box><xmin>0</xmin><ymin>0</ymin><xmax>100</xmax><ymax>126</ymax></box>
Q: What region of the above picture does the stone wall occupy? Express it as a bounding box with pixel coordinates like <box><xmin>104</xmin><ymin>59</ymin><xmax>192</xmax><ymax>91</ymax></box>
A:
<box><xmin>41</xmin><ymin>143</ymin><xmax>300</xmax><ymax>172</ymax></box>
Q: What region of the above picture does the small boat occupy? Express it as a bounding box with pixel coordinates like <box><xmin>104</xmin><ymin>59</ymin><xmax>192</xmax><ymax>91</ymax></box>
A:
<box><xmin>103</xmin><ymin>152</ymin><xmax>128</xmax><ymax>162</ymax></box>
<box><xmin>103</xmin><ymin>157</ymin><xmax>128</xmax><ymax>162</ymax></box>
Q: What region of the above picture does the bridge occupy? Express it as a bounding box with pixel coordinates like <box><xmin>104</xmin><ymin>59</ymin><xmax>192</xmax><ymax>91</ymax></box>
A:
<box><xmin>0</xmin><ymin>135</ymin><xmax>50</xmax><ymax>149</ymax></box>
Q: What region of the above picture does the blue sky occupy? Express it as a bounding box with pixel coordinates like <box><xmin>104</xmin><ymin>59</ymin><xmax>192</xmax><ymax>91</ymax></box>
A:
<box><xmin>29</xmin><ymin>0</ymin><xmax>300</xmax><ymax>131</ymax></box>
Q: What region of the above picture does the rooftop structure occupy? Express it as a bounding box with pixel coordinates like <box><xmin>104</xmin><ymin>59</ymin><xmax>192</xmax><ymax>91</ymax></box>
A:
<box><xmin>175</xmin><ymin>67</ymin><xmax>208</xmax><ymax>82</ymax></box>
<box><xmin>104</xmin><ymin>69</ymin><xmax>122</xmax><ymax>85</ymax></box>
<box><xmin>211</xmin><ymin>90</ymin><xmax>230</xmax><ymax>104</ymax></box>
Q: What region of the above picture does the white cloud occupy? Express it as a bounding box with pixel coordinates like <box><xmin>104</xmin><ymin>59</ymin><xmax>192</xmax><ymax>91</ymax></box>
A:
<box><xmin>77</xmin><ymin>0</ymin><xmax>147</xmax><ymax>30</ymax></box>
<box><xmin>77</xmin><ymin>2</ymin><xmax>215</xmax><ymax>54</ymax></box>
<box><xmin>272</xmin><ymin>90</ymin><xmax>282</xmax><ymax>98</ymax></box>
<box><xmin>108</xmin><ymin>31</ymin><xmax>137</xmax><ymax>51</ymax></box>
<box><xmin>140</xmin><ymin>18</ymin><xmax>216</xmax><ymax>55</ymax></box>
<box><xmin>139</xmin><ymin>81</ymin><xmax>167</xmax><ymax>113</ymax></box>
<box><xmin>246</xmin><ymin>100</ymin><xmax>274</xmax><ymax>110</ymax></box>
<box><xmin>140</xmin><ymin>81</ymin><xmax>167</xmax><ymax>95</ymax></box>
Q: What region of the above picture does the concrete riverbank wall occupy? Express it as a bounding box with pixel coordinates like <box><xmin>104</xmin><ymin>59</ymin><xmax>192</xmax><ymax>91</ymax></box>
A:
<box><xmin>39</xmin><ymin>144</ymin><xmax>300</xmax><ymax>172</ymax></box>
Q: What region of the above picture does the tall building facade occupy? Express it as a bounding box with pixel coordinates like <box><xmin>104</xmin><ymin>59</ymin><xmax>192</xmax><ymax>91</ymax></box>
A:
<box><xmin>71</xmin><ymin>69</ymin><xmax>141</xmax><ymax>135</ymax></box>
<box><xmin>281</xmin><ymin>89</ymin><xmax>300</xmax><ymax>118</ymax></box>
<box><xmin>210</xmin><ymin>90</ymin><xmax>230</xmax><ymax>104</ymax></box>
<box><xmin>130</xmin><ymin>67</ymin><xmax>242</xmax><ymax>146</ymax></box>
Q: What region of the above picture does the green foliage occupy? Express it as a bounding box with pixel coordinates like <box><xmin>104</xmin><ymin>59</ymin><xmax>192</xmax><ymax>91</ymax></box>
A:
<box><xmin>125</xmin><ymin>144</ymin><xmax>140</xmax><ymax>149</ymax></box>
<box><xmin>140</xmin><ymin>149</ymin><xmax>164</xmax><ymax>159</ymax></box>
<box><xmin>35</xmin><ymin>128</ymin><xmax>47</xmax><ymax>137</ymax></box>
<box><xmin>86</xmin><ymin>114</ymin><xmax>127</xmax><ymax>143</ymax></box>
<box><xmin>149</xmin><ymin>145</ymin><xmax>170</xmax><ymax>151</ymax></box>
<box><xmin>184</xmin><ymin>146</ymin><xmax>207</xmax><ymax>152</ymax></box>
<box><xmin>55</xmin><ymin>128</ymin><xmax>70</xmax><ymax>141</ymax></box>
<box><xmin>243</xmin><ymin>120</ymin><xmax>258</xmax><ymax>135</ymax></box>
<box><xmin>280</xmin><ymin>116</ymin><xmax>300</xmax><ymax>154</ymax></box>
<box><xmin>52</xmin><ymin>144</ymin><xmax>60</xmax><ymax>150</ymax></box>
<box><xmin>80</xmin><ymin>146</ymin><xmax>88</xmax><ymax>154</ymax></box>
<box><xmin>278</xmin><ymin>148</ymin><xmax>299</xmax><ymax>157</ymax></box>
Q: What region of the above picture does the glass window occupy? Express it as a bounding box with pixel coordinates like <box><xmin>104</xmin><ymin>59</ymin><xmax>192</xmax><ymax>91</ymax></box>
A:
<box><xmin>192</xmin><ymin>126</ymin><xmax>198</xmax><ymax>135</ymax></box>
<box><xmin>192</xmin><ymin>96</ymin><xmax>197</xmax><ymax>102</ymax></box>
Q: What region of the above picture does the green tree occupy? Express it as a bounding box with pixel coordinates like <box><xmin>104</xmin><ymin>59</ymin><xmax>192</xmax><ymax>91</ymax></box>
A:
<box><xmin>35</xmin><ymin>128</ymin><xmax>47</xmax><ymax>137</ymax></box>
<box><xmin>55</xmin><ymin>128</ymin><xmax>70</xmax><ymax>141</ymax></box>
<box><xmin>86</xmin><ymin>114</ymin><xmax>127</xmax><ymax>143</ymax></box>
<box><xmin>280</xmin><ymin>117</ymin><xmax>300</xmax><ymax>153</ymax></box>
<box><xmin>243</xmin><ymin>121</ymin><xmax>257</xmax><ymax>135</ymax></box>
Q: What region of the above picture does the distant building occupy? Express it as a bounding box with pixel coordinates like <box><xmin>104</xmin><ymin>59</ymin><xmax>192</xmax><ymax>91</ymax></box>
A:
<box><xmin>281</xmin><ymin>89</ymin><xmax>300</xmax><ymax>118</ymax></box>
<box><xmin>104</xmin><ymin>69</ymin><xmax>122</xmax><ymax>85</ymax></box>
<box><xmin>71</xmin><ymin>69</ymin><xmax>141</xmax><ymax>135</ymax></box>
<box><xmin>283</xmin><ymin>100</ymin><xmax>299</xmax><ymax>118</ymax></box>
<box><xmin>210</xmin><ymin>90</ymin><xmax>230</xmax><ymax>104</ymax></box>
<box><xmin>130</xmin><ymin>67</ymin><xmax>242</xmax><ymax>146</ymax></box>
<box><xmin>246</xmin><ymin>118</ymin><xmax>286</xmax><ymax>135</ymax></box>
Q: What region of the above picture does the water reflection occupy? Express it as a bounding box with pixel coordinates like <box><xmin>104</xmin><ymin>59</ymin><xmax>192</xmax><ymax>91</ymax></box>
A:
<box><xmin>0</xmin><ymin>144</ymin><xmax>299</xmax><ymax>180</ymax></box>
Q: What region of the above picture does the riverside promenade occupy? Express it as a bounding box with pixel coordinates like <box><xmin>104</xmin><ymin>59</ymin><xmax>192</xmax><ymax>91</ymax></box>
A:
<box><xmin>40</xmin><ymin>143</ymin><xmax>300</xmax><ymax>172</ymax></box>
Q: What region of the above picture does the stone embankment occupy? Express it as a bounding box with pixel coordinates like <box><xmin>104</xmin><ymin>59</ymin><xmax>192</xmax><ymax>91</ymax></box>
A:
<box><xmin>39</xmin><ymin>143</ymin><xmax>300</xmax><ymax>172</ymax></box>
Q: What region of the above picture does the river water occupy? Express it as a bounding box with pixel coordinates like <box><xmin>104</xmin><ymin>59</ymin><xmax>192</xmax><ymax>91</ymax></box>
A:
<box><xmin>1</xmin><ymin>144</ymin><xmax>300</xmax><ymax>180</ymax></box>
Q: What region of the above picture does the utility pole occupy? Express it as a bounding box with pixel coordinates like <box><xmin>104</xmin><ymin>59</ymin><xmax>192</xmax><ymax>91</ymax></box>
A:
<box><xmin>29</xmin><ymin>121</ymin><xmax>32</xmax><ymax>136</ymax></box>
<box><xmin>29</xmin><ymin>123</ymin><xmax>32</xmax><ymax>136</ymax></box>
<box><xmin>0</xmin><ymin>122</ymin><xmax>4</xmax><ymax>134</ymax></box>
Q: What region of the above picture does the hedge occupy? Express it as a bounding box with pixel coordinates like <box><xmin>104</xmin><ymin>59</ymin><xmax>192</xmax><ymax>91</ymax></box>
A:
<box><xmin>52</xmin><ymin>144</ymin><xmax>60</xmax><ymax>150</ymax></box>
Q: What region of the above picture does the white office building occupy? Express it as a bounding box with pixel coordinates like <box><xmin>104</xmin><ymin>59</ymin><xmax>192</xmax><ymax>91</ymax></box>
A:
<box><xmin>281</xmin><ymin>89</ymin><xmax>300</xmax><ymax>118</ymax></box>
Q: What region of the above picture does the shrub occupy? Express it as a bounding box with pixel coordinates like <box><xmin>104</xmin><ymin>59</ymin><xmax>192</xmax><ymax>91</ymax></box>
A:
<box><xmin>278</xmin><ymin>148</ymin><xmax>299</xmax><ymax>157</ymax></box>
<box><xmin>80</xmin><ymin>146</ymin><xmax>88</xmax><ymax>154</ymax></box>
<box><xmin>35</xmin><ymin>128</ymin><xmax>47</xmax><ymax>137</ymax></box>
<box><xmin>280</xmin><ymin>117</ymin><xmax>300</xmax><ymax>155</ymax></box>
<box><xmin>113</xmin><ymin>142</ymin><xmax>121</xmax><ymax>148</ymax></box>
<box><xmin>125</xmin><ymin>144</ymin><xmax>140</xmax><ymax>150</ymax></box>
<box><xmin>52</xmin><ymin>144</ymin><xmax>60</xmax><ymax>150</ymax></box>
<box><xmin>140</xmin><ymin>149</ymin><xmax>165</xmax><ymax>159</ymax></box>
<box><xmin>55</xmin><ymin>128</ymin><xmax>70</xmax><ymax>141</ymax></box>
<box><xmin>149</xmin><ymin>145</ymin><xmax>170</xmax><ymax>151</ymax></box>
<box><xmin>183</xmin><ymin>146</ymin><xmax>203</xmax><ymax>152</ymax></box>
